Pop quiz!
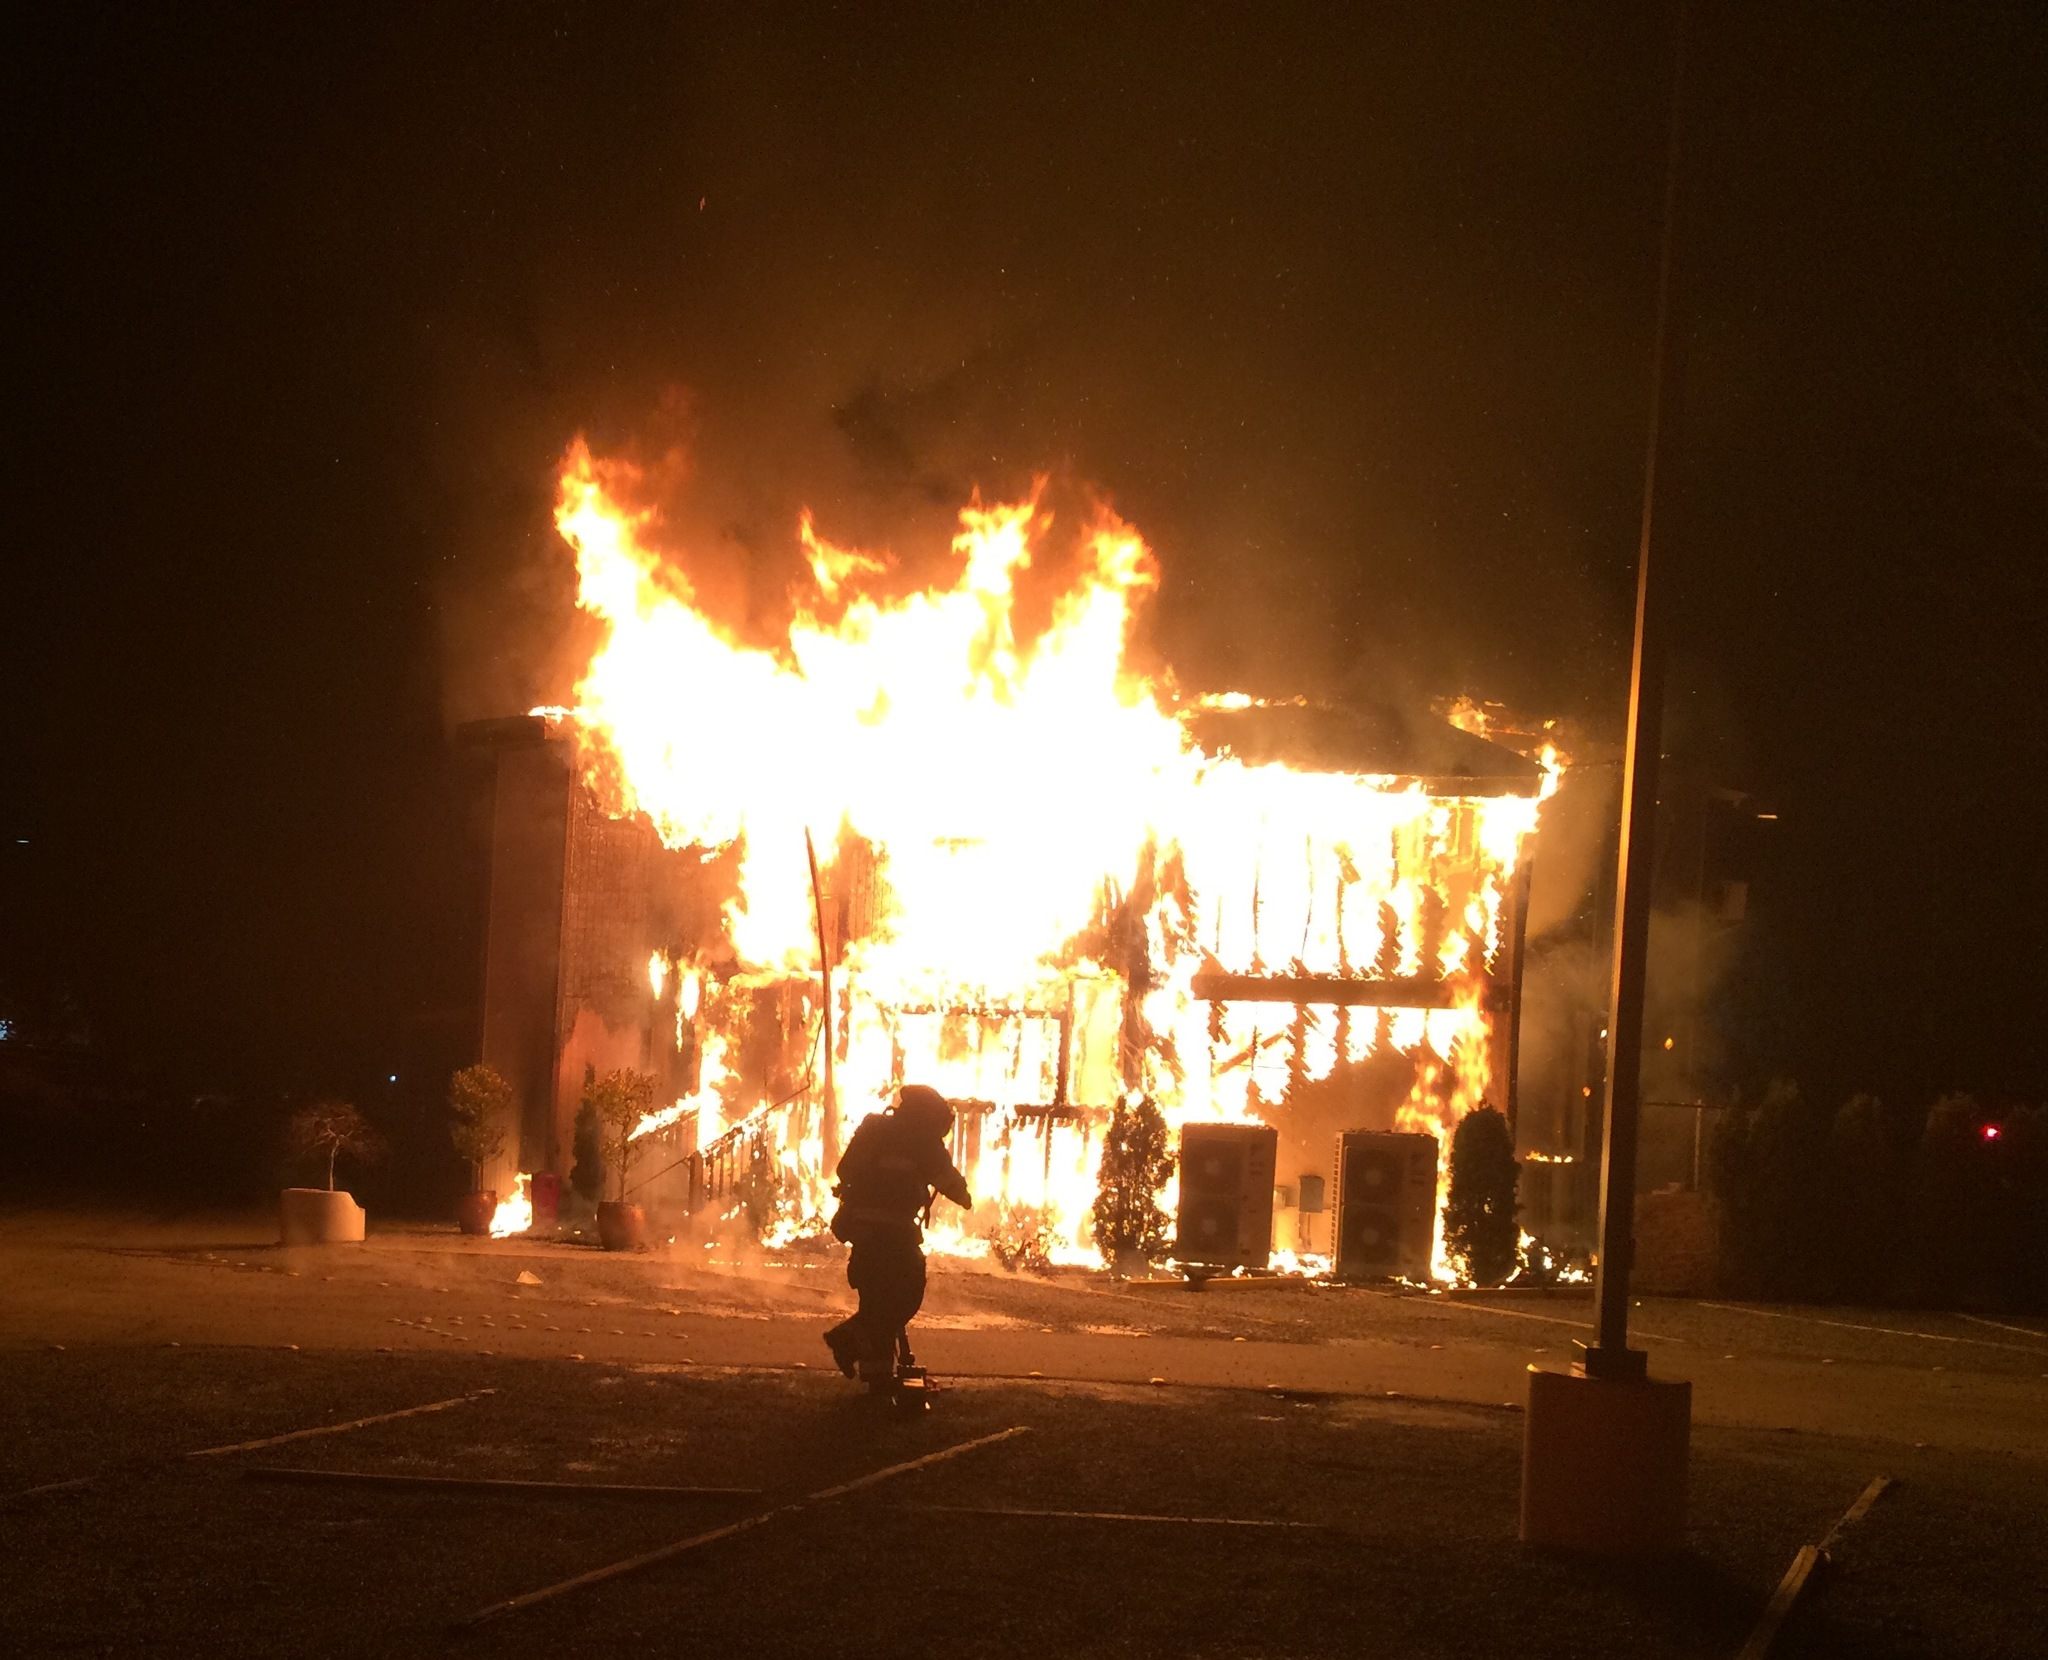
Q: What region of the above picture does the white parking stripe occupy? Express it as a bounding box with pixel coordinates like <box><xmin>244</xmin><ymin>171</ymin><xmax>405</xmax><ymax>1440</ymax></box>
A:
<box><xmin>1433</xmin><ymin>1300</ymin><xmax>1686</xmax><ymax>1344</ymax></box>
<box><xmin>896</xmin><ymin>1503</ymin><xmax>1325</xmax><ymax>1529</ymax></box>
<box><xmin>185</xmin><ymin>1390</ymin><xmax>493</xmax><ymax>1457</ymax></box>
<box><xmin>1698</xmin><ymin>1303</ymin><xmax>2043</xmax><ymax>1354</ymax></box>
<box><xmin>1959</xmin><ymin>1313</ymin><xmax>2048</xmax><ymax>1341</ymax></box>
<box><xmin>459</xmin><ymin>1424</ymin><xmax>1032</xmax><ymax>1625</ymax></box>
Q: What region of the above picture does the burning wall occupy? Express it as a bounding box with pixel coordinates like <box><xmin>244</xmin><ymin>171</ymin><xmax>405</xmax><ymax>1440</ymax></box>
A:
<box><xmin>468</xmin><ymin>440</ymin><xmax>1560</xmax><ymax>1277</ymax></box>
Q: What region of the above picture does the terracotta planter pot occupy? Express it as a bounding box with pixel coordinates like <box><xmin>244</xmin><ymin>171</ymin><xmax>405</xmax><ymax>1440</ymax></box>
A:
<box><xmin>279</xmin><ymin>1187</ymin><xmax>366</xmax><ymax>1246</ymax></box>
<box><xmin>455</xmin><ymin>1190</ymin><xmax>498</xmax><ymax>1236</ymax></box>
<box><xmin>597</xmin><ymin>1200</ymin><xmax>646</xmax><ymax>1252</ymax></box>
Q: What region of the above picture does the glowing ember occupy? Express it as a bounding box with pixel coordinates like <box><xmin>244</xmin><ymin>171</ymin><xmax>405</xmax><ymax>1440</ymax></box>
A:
<box><xmin>545</xmin><ymin>437</ymin><xmax>1558</xmax><ymax>1278</ymax></box>
<box><xmin>488</xmin><ymin>1173</ymin><xmax>533</xmax><ymax>1238</ymax></box>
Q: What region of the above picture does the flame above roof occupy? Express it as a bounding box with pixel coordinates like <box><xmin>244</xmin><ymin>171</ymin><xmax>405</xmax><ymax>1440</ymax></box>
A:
<box><xmin>1182</xmin><ymin>700</ymin><xmax>1548</xmax><ymax>797</ymax></box>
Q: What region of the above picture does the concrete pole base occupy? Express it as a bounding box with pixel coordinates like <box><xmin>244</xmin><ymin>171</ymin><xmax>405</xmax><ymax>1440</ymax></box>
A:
<box><xmin>1521</xmin><ymin>1364</ymin><xmax>1690</xmax><ymax>1553</ymax></box>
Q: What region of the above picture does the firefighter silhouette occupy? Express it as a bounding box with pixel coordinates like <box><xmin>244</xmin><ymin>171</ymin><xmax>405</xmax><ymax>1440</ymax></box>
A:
<box><xmin>824</xmin><ymin>1084</ymin><xmax>971</xmax><ymax>1387</ymax></box>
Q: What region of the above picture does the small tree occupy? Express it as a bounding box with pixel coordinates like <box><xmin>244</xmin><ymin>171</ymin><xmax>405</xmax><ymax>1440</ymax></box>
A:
<box><xmin>582</xmin><ymin>1069</ymin><xmax>655</xmax><ymax>1202</ymax></box>
<box><xmin>287</xmin><ymin>1099</ymin><xmax>382</xmax><ymax>1192</ymax></box>
<box><xmin>1091</xmin><ymin>1094</ymin><xmax>1174</xmax><ymax>1270</ymax></box>
<box><xmin>447</xmin><ymin>1063</ymin><xmax>512</xmax><ymax>1190</ymax></box>
<box><xmin>1444</xmin><ymin>1105</ymin><xmax>1519</xmax><ymax>1286</ymax></box>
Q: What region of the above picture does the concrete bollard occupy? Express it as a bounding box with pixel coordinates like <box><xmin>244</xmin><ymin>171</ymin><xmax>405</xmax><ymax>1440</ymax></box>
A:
<box><xmin>1521</xmin><ymin>1364</ymin><xmax>1690</xmax><ymax>1554</ymax></box>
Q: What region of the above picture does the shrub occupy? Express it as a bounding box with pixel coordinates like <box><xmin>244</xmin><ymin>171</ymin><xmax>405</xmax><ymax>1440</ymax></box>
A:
<box><xmin>1708</xmin><ymin>1078</ymin><xmax>1831</xmax><ymax>1299</ymax></box>
<box><xmin>1709</xmin><ymin>1082</ymin><xmax>2047</xmax><ymax>1310</ymax></box>
<box><xmin>992</xmin><ymin>1202</ymin><xmax>1058</xmax><ymax>1275</ymax></box>
<box><xmin>1906</xmin><ymin>1093</ymin><xmax>1992</xmax><ymax>1302</ymax></box>
<box><xmin>730</xmin><ymin>1140</ymin><xmax>797</xmax><ymax>1240</ymax></box>
<box><xmin>1444</xmin><ymin>1105</ymin><xmax>1519</xmax><ymax>1286</ymax></box>
<box><xmin>1091</xmin><ymin>1094</ymin><xmax>1174</xmax><ymax>1269</ymax></box>
<box><xmin>1991</xmin><ymin>1104</ymin><xmax>2048</xmax><ymax>1312</ymax></box>
<box><xmin>1827</xmin><ymin>1093</ymin><xmax>1908</xmax><ymax>1302</ymax></box>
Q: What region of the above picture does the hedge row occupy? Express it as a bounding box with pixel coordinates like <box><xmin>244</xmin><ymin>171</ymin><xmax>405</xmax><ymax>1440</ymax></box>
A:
<box><xmin>1709</xmin><ymin>1085</ymin><xmax>2048</xmax><ymax>1311</ymax></box>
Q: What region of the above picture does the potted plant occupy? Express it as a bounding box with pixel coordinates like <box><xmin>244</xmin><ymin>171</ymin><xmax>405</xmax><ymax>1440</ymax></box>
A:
<box><xmin>447</xmin><ymin>1063</ymin><xmax>512</xmax><ymax>1235</ymax></box>
<box><xmin>585</xmin><ymin>1068</ymin><xmax>654</xmax><ymax>1250</ymax></box>
<box><xmin>280</xmin><ymin>1098</ymin><xmax>383</xmax><ymax>1245</ymax></box>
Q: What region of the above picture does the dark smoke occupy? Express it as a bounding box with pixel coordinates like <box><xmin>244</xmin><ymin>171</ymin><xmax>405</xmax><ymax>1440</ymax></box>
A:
<box><xmin>418</xmin><ymin>5</ymin><xmax>1672</xmax><ymax>735</ymax></box>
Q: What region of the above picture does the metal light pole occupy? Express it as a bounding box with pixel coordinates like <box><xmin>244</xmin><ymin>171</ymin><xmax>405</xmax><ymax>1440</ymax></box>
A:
<box><xmin>1581</xmin><ymin>5</ymin><xmax>1689</xmax><ymax>1383</ymax></box>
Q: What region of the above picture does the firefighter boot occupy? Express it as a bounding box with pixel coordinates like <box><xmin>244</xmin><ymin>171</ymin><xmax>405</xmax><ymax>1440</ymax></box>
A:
<box><xmin>822</xmin><ymin>1320</ymin><xmax>860</xmax><ymax>1379</ymax></box>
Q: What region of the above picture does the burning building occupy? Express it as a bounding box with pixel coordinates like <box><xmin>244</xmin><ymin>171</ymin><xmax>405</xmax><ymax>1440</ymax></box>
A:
<box><xmin>461</xmin><ymin>439</ymin><xmax>1559</xmax><ymax>1278</ymax></box>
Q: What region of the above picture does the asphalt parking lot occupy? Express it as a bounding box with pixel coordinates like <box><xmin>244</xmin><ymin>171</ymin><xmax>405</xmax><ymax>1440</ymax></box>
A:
<box><xmin>5</xmin><ymin>1213</ymin><xmax>2045</xmax><ymax>1658</ymax></box>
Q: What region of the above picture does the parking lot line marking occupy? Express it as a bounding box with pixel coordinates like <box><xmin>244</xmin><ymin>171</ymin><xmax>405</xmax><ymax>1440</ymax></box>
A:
<box><xmin>1</xmin><ymin>1474</ymin><xmax>98</xmax><ymax>1506</ymax></box>
<box><xmin>458</xmin><ymin>1424</ymin><xmax>1031</xmax><ymax>1626</ymax></box>
<box><xmin>891</xmin><ymin>1503</ymin><xmax>1326</xmax><ymax>1529</ymax></box>
<box><xmin>1431</xmin><ymin>1300</ymin><xmax>1686</xmax><ymax>1344</ymax></box>
<box><xmin>1958</xmin><ymin>1314</ymin><xmax>2048</xmax><ymax>1342</ymax></box>
<box><xmin>243</xmin><ymin>1467</ymin><xmax>762</xmax><ymax>1501</ymax></box>
<box><xmin>184</xmin><ymin>1390</ymin><xmax>494</xmax><ymax>1457</ymax></box>
<box><xmin>1699</xmin><ymin>1303</ymin><xmax>2047</xmax><ymax>1354</ymax></box>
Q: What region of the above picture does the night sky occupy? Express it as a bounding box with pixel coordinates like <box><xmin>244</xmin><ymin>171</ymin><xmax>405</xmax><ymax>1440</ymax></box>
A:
<box><xmin>8</xmin><ymin>4</ymin><xmax>2044</xmax><ymax>1110</ymax></box>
